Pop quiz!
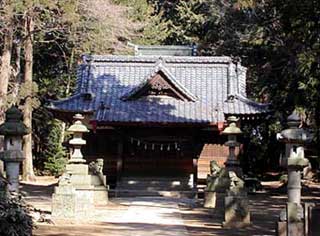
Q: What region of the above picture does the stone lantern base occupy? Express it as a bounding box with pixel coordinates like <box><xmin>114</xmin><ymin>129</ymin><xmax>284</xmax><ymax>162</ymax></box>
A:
<box><xmin>276</xmin><ymin>202</ymin><xmax>305</xmax><ymax>236</ymax></box>
<box><xmin>52</xmin><ymin>184</ymin><xmax>94</xmax><ymax>221</ymax></box>
<box><xmin>52</xmin><ymin>162</ymin><xmax>108</xmax><ymax>221</ymax></box>
<box><xmin>65</xmin><ymin>163</ymin><xmax>108</xmax><ymax>204</ymax></box>
<box><xmin>277</xmin><ymin>221</ymin><xmax>304</xmax><ymax>236</ymax></box>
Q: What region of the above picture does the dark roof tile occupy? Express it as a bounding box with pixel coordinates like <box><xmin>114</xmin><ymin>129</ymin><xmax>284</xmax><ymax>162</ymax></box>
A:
<box><xmin>50</xmin><ymin>55</ymin><xmax>269</xmax><ymax>124</ymax></box>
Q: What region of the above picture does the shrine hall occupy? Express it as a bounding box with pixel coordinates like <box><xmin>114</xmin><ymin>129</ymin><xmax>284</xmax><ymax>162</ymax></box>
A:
<box><xmin>49</xmin><ymin>45</ymin><xmax>269</xmax><ymax>193</ymax></box>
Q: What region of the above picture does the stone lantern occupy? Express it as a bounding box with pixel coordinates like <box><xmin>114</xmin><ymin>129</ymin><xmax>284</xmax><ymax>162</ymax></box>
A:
<box><xmin>52</xmin><ymin>113</ymin><xmax>108</xmax><ymax>221</ymax></box>
<box><xmin>204</xmin><ymin>116</ymin><xmax>250</xmax><ymax>227</ymax></box>
<box><xmin>0</xmin><ymin>106</ymin><xmax>29</xmax><ymax>192</ymax></box>
<box><xmin>277</xmin><ymin>111</ymin><xmax>312</xmax><ymax>236</ymax></box>
<box><xmin>220</xmin><ymin>116</ymin><xmax>250</xmax><ymax>228</ymax></box>
<box><xmin>222</xmin><ymin>116</ymin><xmax>243</xmax><ymax>176</ymax></box>
<box><xmin>67</xmin><ymin>114</ymin><xmax>89</xmax><ymax>163</ymax></box>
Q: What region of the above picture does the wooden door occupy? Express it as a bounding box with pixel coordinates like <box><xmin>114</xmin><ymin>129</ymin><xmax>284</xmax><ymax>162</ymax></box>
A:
<box><xmin>122</xmin><ymin>140</ymin><xmax>193</xmax><ymax>177</ymax></box>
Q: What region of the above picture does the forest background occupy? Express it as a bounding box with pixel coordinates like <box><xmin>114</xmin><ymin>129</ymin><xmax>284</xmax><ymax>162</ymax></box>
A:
<box><xmin>0</xmin><ymin>0</ymin><xmax>319</xmax><ymax>180</ymax></box>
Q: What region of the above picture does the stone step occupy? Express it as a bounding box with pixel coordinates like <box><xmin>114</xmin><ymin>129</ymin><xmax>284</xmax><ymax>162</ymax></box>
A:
<box><xmin>119</xmin><ymin>177</ymin><xmax>191</xmax><ymax>181</ymax></box>
<box><xmin>116</xmin><ymin>177</ymin><xmax>192</xmax><ymax>191</ymax></box>
<box><xmin>109</xmin><ymin>189</ymin><xmax>197</xmax><ymax>198</ymax></box>
<box><xmin>116</xmin><ymin>186</ymin><xmax>191</xmax><ymax>191</ymax></box>
<box><xmin>117</xmin><ymin>181</ymin><xmax>191</xmax><ymax>187</ymax></box>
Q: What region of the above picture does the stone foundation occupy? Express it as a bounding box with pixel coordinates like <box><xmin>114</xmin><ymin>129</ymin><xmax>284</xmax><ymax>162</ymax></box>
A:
<box><xmin>52</xmin><ymin>162</ymin><xmax>108</xmax><ymax>221</ymax></box>
<box><xmin>223</xmin><ymin>193</ymin><xmax>250</xmax><ymax>228</ymax></box>
<box><xmin>93</xmin><ymin>186</ymin><xmax>109</xmax><ymax>204</ymax></box>
<box><xmin>52</xmin><ymin>185</ymin><xmax>94</xmax><ymax>221</ymax></box>
<box><xmin>204</xmin><ymin>191</ymin><xmax>216</xmax><ymax>208</ymax></box>
<box><xmin>204</xmin><ymin>191</ymin><xmax>225</xmax><ymax>209</ymax></box>
<box><xmin>277</xmin><ymin>221</ymin><xmax>304</xmax><ymax>236</ymax></box>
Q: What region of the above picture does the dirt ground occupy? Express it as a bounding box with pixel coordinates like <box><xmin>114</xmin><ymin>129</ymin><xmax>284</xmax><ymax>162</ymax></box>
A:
<box><xmin>20</xmin><ymin>177</ymin><xmax>320</xmax><ymax>236</ymax></box>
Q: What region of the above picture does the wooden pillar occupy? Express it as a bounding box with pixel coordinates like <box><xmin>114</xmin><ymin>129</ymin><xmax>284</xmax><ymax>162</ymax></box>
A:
<box><xmin>116</xmin><ymin>137</ymin><xmax>123</xmax><ymax>183</ymax></box>
<box><xmin>192</xmin><ymin>140</ymin><xmax>201</xmax><ymax>189</ymax></box>
<box><xmin>193</xmin><ymin>158</ymin><xmax>198</xmax><ymax>189</ymax></box>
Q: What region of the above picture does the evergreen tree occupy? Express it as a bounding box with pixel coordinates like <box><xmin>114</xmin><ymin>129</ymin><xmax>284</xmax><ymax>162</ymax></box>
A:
<box><xmin>44</xmin><ymin>119</ymin><xmax>67</xmax><ymax>176</ymax></box>
<box><xmin>147</xmin><ymin>0</ymin><xmax>320</xmax><ymax>169</ymax></box>
<box><xmin>114</xmin><ymin>0</ymin><xmax>169</xmax><ymax>45</ymax></box>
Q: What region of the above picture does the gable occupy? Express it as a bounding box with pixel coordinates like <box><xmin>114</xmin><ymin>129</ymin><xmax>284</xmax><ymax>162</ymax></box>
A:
<box><xmin>121</xmin><ymin>66</ymin><xmax>197</xmax><ymax>102</ymax></box>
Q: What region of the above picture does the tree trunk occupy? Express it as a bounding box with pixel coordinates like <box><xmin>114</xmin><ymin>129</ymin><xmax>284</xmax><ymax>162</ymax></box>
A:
<box><xmin>0</xmin><ymin>28</ymin><xmax>13</xmax><ymax>114</ymax></box>
<box><xmin>0</xmin><ymin>25</ymin><xmax>14</xmax><ymax>175</ymax></box>
<box><xmin>22</xmin><ymin>16</ymin><xmax>36</xmax><ymax>181</ymax></box>
<box><xmin>315</xmin><ymin>99</ymin><xmax>320</xmax><ymax>161</ymax></box>
<box><xmin>59</xmin><ymin>48</ymin><xmax>74</xmax><ymax>145</ymax></box>
<box><xmin>11</xmin><ymin>41</ymin><xmax>22</xmax><ymax>99</ymax></box>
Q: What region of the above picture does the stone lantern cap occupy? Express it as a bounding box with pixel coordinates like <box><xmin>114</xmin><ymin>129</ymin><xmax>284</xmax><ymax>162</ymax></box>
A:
<box><xmin>287</xmin><ymin>156</ymin><xmax>309</xmax><ymax>168</ymax></box>
<box><xmin>222</xmin><ymin>116</ymin><xmax>242</xmax><ymax>135</ymax></box>
<box><xmin>280</xmin><ymin>111</ymin><xmax>312</xmax><ymax>144</ymax></box>
<box><xmin>67</xmin><ymin>114</ymin><xmax>89</xmax><ymax>133</ymax></box>
<box><xmin>0</xmin><ymin>106</ymin><xmax>30</xmax><ymax>136</ymax></box>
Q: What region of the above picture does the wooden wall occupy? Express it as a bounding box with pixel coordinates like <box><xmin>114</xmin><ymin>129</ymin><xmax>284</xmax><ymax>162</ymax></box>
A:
<box><xmin>83</xmin><ymin>130</ymin><xmax>119</xmax><ymax>184</ymax></box>
<box><xmin>82</xmin><ymin>126</ymin><xmax>237</xmax><ymax>186</ymax></box>
<box><xmin>197</xmin><ymin>144</ymin><xmax>229</xmax><ymax>180</ymax></box>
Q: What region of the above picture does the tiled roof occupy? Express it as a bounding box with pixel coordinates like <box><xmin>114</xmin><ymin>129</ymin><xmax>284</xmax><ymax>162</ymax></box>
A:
<box><xmin>49</xmin><ymin>55</ymin><xmax>269</xmax><ymax>124</ymax></box>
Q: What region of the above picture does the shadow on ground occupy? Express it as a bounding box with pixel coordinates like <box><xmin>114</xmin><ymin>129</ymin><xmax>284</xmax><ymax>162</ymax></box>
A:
<box><xmin>178</xmin><ymin>182</ymin><xmax>320</xmax><ymax>236</ymax></box>
<box><xmin>21</xmin><ymin>178</ymin><xmax>320</xmax><ymax>236</ymax></box>
<box><xmin>35</xmin><ymin>222</ymin><xmax>188</xmax><ymax>236</ymax></box>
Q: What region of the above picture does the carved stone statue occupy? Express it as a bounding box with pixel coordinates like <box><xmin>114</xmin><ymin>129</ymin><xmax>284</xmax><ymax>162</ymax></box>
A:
<box><xmin>206</xmin><ymin>160</ymin><xmax>230</xmax><ymax>192</ymax></box>
<box><xmin>88</xmin><ymin>158</ymin><xmax>106</xmax><ymax>186</ymax></box>
<box><xmin>58</xmin><ymin>172</ymin><xmax>72</xmax><ymax>186</ymax></box>
<box><xmin>205</xmin><ymin>160</ymin><xmax>247</xmax><ymax>213</ymax></box>
<box><xmin>205</xmin><ymin>160</ymin><xmax>231</xmax><ymax>208</ymax></box>
<box><xmin>221</xmin><ymin>170</ymin><xmax>250</xmax><ymax>227</ymax></box>
<box><xmin>228</xmin><ymin>171</ymin><xmax>245</xmax><ymax>194</ymax></box>
<box><xmin>89</xmin><ymin>158</ymin><xmax>104</xmax><ymax>175</ymax></box>
<box><xmin>210</xmin><ymin>160</ymin><xmax>221</xmax><ymax>176</ymax></box>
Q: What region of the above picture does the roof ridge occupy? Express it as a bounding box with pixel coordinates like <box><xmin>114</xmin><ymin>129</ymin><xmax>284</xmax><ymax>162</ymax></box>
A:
<box><xmin>81</xmin><ymin>54</ymin><xmax>232</xmax><ymax>64</ymax></box>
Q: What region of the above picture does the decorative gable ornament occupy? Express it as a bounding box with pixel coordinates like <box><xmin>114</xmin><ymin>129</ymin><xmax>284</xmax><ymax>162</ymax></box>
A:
<box><xmin>121</xmin><ymin>62</ymin><xmax>197</xmax><ymax>102</ymax></box>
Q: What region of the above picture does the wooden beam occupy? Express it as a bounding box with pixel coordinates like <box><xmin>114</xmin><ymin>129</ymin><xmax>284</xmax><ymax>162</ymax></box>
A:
<box><xmin>95</xmin><ymin>121</ymin><xmax>217</xmax><ymax>128</ymax></box>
